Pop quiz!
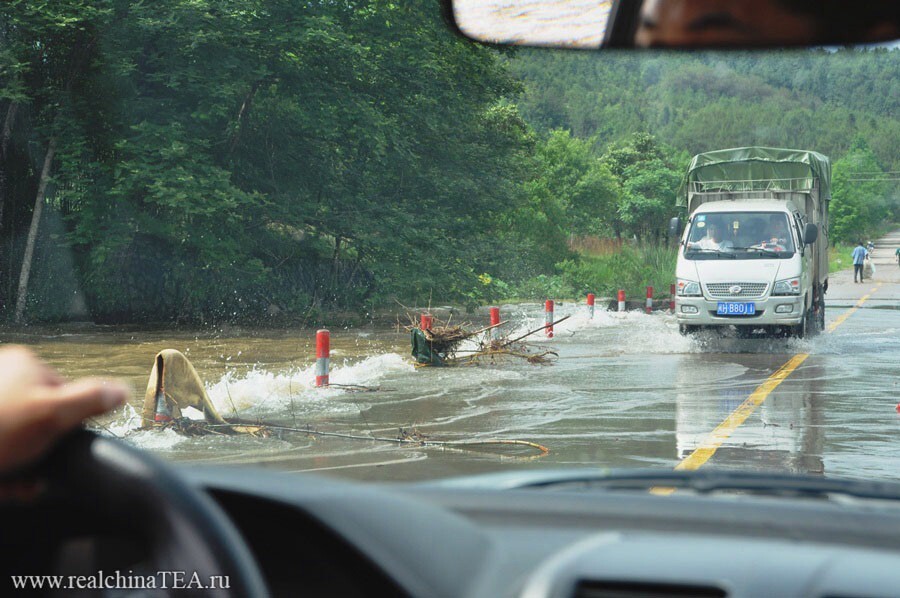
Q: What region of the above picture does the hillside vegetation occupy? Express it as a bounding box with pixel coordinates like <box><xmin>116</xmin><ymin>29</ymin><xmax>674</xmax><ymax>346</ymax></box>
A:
<box><xmin>0</xmin><ymin>1</ymin><xmax>896</xmax><ymax>323</ymax></box>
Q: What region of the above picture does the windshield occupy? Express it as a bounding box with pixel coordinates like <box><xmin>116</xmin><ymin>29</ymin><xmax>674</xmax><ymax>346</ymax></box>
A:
<box><xmin>0</xmin><ymin>4</ymin><xmax>899</xmax><ymax>493</ymax></box>
<box><xmin>684</xmin><ymin>212</ymin><xmax>797</xmax><ymax>259</ymax></box>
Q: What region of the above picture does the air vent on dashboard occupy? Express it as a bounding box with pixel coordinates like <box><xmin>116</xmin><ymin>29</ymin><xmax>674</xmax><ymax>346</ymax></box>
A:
<box><xmin>574</xmin><ymin>580</ymin><xmax>727</xmax><ymax>598</ymax></box>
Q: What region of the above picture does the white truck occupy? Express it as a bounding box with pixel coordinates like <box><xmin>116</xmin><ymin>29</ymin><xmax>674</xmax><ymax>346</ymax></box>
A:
<box><xmin>670</xmin><ymin>147</ymin><xmax>830</xmax><ymax>337</ymax></box>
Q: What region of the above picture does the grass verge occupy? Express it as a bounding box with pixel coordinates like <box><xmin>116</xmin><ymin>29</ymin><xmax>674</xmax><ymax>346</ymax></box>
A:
<box><xmin>829</xmin><ymin>242</ymin><xmax>855</xmax><ymax>273</ymax></box>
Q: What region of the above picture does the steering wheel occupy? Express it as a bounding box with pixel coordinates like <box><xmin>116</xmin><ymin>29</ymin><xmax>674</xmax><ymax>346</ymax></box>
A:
<box><xmin>754</xmin><ymin>239</ymin><xmax>785</xmax><ymax>252</ymax></box>
<box><xmin>0</xmin><ymin>429</ymin><xmax>269</xmax><ymax>596</ymax></box>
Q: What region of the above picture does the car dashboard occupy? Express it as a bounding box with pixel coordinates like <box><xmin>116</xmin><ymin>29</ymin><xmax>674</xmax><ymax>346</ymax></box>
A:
<box><xmin>187</xmin><ymin>467</ymin><xmax>900</xmax><ymax>598</ymax></box>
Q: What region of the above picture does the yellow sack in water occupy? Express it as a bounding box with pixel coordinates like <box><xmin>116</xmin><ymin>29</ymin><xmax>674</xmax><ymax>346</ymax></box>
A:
<box><xmin>141</xmin><ymin>349</ymin><xmax>230</xmax><ymax>429</ymax></box>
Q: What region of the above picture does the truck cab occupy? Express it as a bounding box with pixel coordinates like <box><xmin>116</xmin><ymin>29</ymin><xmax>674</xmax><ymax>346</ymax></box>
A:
<box><xmin>673</xmin><ymin>147</ymin><xmax>830</xmax><ymax>337</ymax></box>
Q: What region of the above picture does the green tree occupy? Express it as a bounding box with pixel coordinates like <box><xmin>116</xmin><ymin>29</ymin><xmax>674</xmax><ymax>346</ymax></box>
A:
<box><xmin>0</xmin><ymin>0</ymin><xmax>544</xmax><ymax>322</ymax></box>
<box><xmin>601</xmin><ymin>133</ymin><xmax>682</xmax><ymax>242</ymax></box>
<box><xmin>831</xmin><ymin>139</ymin><xmax>892</xmax><ymax>243</ymax></box>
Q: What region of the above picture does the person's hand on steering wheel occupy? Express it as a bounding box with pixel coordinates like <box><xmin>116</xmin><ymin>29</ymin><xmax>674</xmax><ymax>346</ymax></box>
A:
<box><xmin>0</xmin><ymin>345</ymin><xmax>128</xmax><ymax>475</ymax></box>
<box><xmin>754</xmin><ymin>238</ymin><xmax>785</xmax><ymax>252</ymax></box>
<box><xmin>0</xmin><ymin>345</ymin><xmax>270</xmax><ymax>596</ymax></box>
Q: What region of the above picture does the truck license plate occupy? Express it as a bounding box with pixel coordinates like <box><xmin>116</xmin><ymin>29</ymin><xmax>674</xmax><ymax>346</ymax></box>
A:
<box><xmin>717</xmin><ymin>302</ymin><xmax>756</xmax><ymax>316</ymax></box>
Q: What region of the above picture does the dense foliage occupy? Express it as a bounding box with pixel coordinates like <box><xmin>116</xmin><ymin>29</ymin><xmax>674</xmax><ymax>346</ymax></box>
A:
<box><xmin>510</xmin><ymin>48</ymin><xmax>899</xmax><ymax>245</ymax></box>
<box><xmin>511</xmin><ymin>49</ymin><xmax>899</xmax><ymax>171</ymax></box>
<box><xmin>0</xmin><ymin>0</ymin><xmax>534</xmax><ymax>322</ymax></box>
<box><xmin>0</xmin><ymin>2</ymin><xmax>896</xmax><ymax>323</ymax></box>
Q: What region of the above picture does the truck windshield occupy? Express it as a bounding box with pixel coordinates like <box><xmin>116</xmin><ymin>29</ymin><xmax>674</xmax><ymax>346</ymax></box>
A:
<box><xmin>684</xmin><ymin>212</ymin><xmax>796</xmax><ymax>259</ymax></box>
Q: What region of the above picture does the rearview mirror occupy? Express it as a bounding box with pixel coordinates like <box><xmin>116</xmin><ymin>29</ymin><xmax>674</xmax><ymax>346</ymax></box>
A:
<box><xmin>669</xmin><ymin>217</ymin><xmax>682</xmax><ymax>240</ymax></box>
<box><xmin>446</xmin><ymin>0</ymin><xmax>900</xmax><ymax>49</ymax></box>
<box><xmin>804</xmin><ymin>223</ymin><xmax>818</xmax><ymax>245</ymax></box>
<box><xmin>449</xmin><ymin>0</ymin><xmax>615</xmax><ymax>49</ymax></box>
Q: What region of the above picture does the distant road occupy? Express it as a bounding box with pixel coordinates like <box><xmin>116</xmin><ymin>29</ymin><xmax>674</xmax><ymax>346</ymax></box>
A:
<box><xmin>828</xmin><ymin>229</ymin><xmax>900</xmax><ymax>295</ymax></box>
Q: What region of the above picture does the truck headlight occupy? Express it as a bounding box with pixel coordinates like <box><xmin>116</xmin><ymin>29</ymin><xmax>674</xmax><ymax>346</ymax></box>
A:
<box><xmin>772</xmin><ymin>278</ymin><xmax>801</xmax><ymax>296</ymax></box>
<box><xmin>677</xmin><ymin>279</ymin><xmax>701</xmax><ymax>297</ymax></box>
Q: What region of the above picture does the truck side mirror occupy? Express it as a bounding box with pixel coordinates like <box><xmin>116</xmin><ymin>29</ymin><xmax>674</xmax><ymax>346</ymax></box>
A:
<box><xmin>669</xmin><ymin>217</ymin><xmax>682</xmax><ymax>240</ymax></box>
<box><xmin>804</xmin><ymin>223</ymin><xmax>818</xmax><ymax>245</ymax></box>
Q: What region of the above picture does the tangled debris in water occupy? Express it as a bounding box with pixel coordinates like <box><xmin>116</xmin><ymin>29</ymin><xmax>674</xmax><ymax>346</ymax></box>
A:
<box><xmin>421</xmin><ymin>325</ymin><xmax>471</xmax><ymax>355</ymax></box>
<box><xmin>152</xmin><ymin>417</ymin><xmax>272</xmax><ymax>438</ymax></box>
<box><xmin>398</xmin><ymin>426</ymin><xmax>428</xmax><ymax>443</ymax></box>
<box><xmin>407</xmin><ymin>312</ymin><xmax>568</xmax><ymax>367</ymax></box>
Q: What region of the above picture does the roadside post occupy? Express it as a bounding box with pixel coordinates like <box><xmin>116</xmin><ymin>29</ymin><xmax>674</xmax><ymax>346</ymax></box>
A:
<box><xmin>545</xmin><ymin>300</ymin><xmax>554</xmax><ymax>338</ymax></box>
<box><xmin>646</xmin><ymin>286</ymin><xmax>654</xmax><ymax>314</ymax></box>
<box><xmin>617</xmin><ymin>290</ymin><xmax>625</xmax><ymax>312</ymax></box>
<box><xmin>670</xmin><ymin>284</ymin><xmax>676</xmax><ymax>312</ymax></box>
<box><xmin>315</xmin><ymin>329</ymin><xmax>330</xmax><ymax>387</ymax></box>
<box><xmin>154</xmin><ymin>392</ymin><xmax>173</xmax><ymax>423</ymax></box>
<box><xmin>587</xmin><ymin>293</ymin><xmax>595</xmax><ymax>319</ymax></box>
<box><xmin>420</xmin><ymin>313</ymin><xmax>434</xmax><ymax>331</ymax></box>
<box><xmin>490</xmin><ymin>306</ymin><xmax>500</xmax><ymax>341</ymax></box>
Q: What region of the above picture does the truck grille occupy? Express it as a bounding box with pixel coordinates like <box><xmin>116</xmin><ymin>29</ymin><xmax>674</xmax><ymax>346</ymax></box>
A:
<box><xmin>705</xmin><ymin>282</ymin><xmax>768</xmax><ymax>298</ymax></box>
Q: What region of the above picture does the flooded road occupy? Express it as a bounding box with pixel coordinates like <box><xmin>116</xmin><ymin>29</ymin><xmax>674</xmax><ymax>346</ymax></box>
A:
<box><xmin>2</xmin><ymin>231</ymin><xmax>899</xmax><ymax>484</ymax></box>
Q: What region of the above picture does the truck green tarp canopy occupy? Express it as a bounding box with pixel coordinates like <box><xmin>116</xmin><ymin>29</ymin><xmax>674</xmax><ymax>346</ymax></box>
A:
<box><xmin>679</xmin><ymin>147</ymin><xmax>831</xmax><ymax>207</ymax></box>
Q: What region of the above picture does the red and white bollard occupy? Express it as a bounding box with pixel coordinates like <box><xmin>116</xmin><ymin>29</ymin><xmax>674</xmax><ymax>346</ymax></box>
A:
<box><xmin>587</xmin><ymin>293</ymin><xmax>595</xmax><ymax>319</ymax></box>
<box><xmin>154</xmin><ymin>391</ymin><xmax>173</xmax><ymax>423</ymax></box>
<box><xmin>545</xmin><ymin>300</ymin><xmax>554</xmax><ymax>338</ymax></box>
<box><xmin>646</xmin><ymin>286</ymin><xmax>654</xmax><ymax>314</ymax></box>
<box><xmin>670</xmin><ymin>283</ymin><xmax>676</xmax><ymax>312</ymax></box>
<box><xmin>617</xmin><ymin>290</ymin><xmax>626</xmax><ymax>312</ymax></box>
<box><xmin>420</xmin><ymin>313</ymin><xmax>434</xmax><ymax>331</ymax></box>
<box><xmin>315</xmin><ymin>329</ymin><xmax>330</xmax><ymax>387</ymax></box>
<box><xmin>489</xmin><ymin>306</ymin><xmax>500</xmax><ymax>341</ymax></box>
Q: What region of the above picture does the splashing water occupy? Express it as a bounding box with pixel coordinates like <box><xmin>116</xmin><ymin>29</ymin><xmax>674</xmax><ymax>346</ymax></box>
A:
<box><xmin>101</xmin><ymin>404</ymin><xmax>188</xmax><ymax>450</ymax></box>
<box><xmin>205</xmin><ymin>352</ymin><xmax>414</xmax><ymax>417</ymax></box>
<box><xmin>503</xmin><ymin>303</ymin><xmax>696</xmax><ymax>355</ymax></box>
<box><xmin>104</xmin><ymin>353</ymin><xmax>414</xmax><ymax>449</ymax></box>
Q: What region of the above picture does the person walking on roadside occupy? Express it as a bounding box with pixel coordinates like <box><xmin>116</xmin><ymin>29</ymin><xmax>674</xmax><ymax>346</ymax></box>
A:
<box><xmin>852</xmin><ymin>240</ymin><xmax>867</xmax><ymax>283</ymax></box>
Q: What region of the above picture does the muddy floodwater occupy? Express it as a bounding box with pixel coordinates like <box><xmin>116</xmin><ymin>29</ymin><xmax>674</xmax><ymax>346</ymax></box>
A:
<box><xmin>3</xmin><ymin>252</ymin><xmax>900</xmax><ymax>485</ymax></box>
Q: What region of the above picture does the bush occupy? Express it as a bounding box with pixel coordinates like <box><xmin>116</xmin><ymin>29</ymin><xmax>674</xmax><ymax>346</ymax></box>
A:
<box><xmin>508</xmin><ymin>243</ymin><xmax>677</xmax><ymax>301</ymax></box>
<box><xmin>558</xmin><ymin>244</ymin><xmax>677</xmax><ymax>299</ymax></box>
<box><xmin>508</xmin><ymin>274</ymin><xmax>576</xmax><ymax>301</ymax></box>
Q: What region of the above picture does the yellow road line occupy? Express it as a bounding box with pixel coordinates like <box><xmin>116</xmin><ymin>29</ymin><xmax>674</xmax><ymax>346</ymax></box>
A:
<box><xmin>652</xmin><ymin>283</ymin><xmax>882</xmax><ymax>495</ymax></box>
<box><xmin>675</xmin><ymin>352</ymin><xmax>809</xmax><ymax>472</ymax></box>
<box><xmin>651</xmin><ymin>353</ymin><xmax>809</xmax><ymax>495</ymax></box>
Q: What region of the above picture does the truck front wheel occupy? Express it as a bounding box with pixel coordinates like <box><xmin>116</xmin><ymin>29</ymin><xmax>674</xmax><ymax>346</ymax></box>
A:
<box><xmin>802</xmin><ymin>295</ymin><xmax>821</xmax><ymax>337</ymax></box>
<box><xmin>816</xmin><ymin>298</ymin><xmax>826</xmax><ymax>333</ymax></box>
<box><xmin>789</xmin><ymin>301</ymin><xmax>817</xmax><ymax>339</ymax></box>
